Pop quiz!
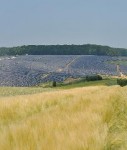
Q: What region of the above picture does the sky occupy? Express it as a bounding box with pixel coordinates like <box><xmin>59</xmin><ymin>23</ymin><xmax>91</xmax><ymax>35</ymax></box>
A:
<box><xmin>0</xmin><ymin>0</ymin><xmax>127</xmax><ymax>48</ymax></box>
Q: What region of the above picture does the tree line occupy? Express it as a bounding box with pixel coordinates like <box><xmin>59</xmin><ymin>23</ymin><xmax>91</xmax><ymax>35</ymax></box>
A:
<box><xmin>0</xmin><ymin>44</ymin><xmax>127</xmax><ymax>56</ymax></box>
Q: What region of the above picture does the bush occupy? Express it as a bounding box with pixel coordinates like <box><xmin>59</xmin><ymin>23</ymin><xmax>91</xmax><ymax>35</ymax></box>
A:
<box><xmin>117</xmin><ymin>78</ymin><xmax>127</xmax><ymax>87</ymax></box>
<box><xmin>86</xmin><ymin>75</ymin><xmax>102</xmax><ymax>81</ymax></box>
<box><xmin>52</xmin><ymin>81</ymin><xmax>56</xmax><ymax>87</ymax></box>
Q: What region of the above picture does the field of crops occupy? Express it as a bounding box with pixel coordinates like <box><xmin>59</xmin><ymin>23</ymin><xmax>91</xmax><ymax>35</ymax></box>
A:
<box><xmin>0</xmin><ymin>55</ymin><xmax>127</xmax><ymax>86</ymax></box>
<box><xmin>0</xmin><ymin>86</ymin><xmax>127</xmax><ymax>149</ymax></box>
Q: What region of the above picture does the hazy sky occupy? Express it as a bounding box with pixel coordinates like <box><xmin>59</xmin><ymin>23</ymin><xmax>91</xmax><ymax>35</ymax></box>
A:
<box><xmin>0</xmin><ymin>0</ymin><xmax>127</xmax><ymax>48</ymax></box>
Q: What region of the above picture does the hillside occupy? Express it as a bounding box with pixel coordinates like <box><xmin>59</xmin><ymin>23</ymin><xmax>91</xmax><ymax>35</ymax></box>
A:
<box><xmin>0</xmin><ymin>44</ymin><xmax>127</xmax><ymax>56</ymax></box>
<box><xmin>0</xmin><ymin>55</ymin><xmax>126</xmax><ymax>87</ymax></box>
<box><xmin>0</xmin><ymin>85</ymin><xmax>127</xmax><ymax>149</ymax></box>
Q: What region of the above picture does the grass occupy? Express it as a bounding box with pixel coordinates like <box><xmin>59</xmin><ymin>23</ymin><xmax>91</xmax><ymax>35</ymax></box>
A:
<box><xmin>41</xmin><ymin>78</ymin><xmax>117</xmax><ymax>89</ymax></box>
<box><xmin>0</xmin><ymin>85</ymin><xmax>127</xmax><ymax>149</ymax></box>
<box><xmin>63</xmin><ymin>79</ymin><xmax>117</xmax><ymax>89</ymax></box>
<box><xmin>57</xmin><ymin>78</ymin><xmax>117</xmax><ymax>89</ymax></box>
<box><xmin>0</xmin><ymin>78</ymin><xmax>117</xmax><ymax>97</ymax></box>
<box><xmin>0</xmin><ymin>87</ymin><xmax>55</xmax><ymax>97</ymax></box>
<box><xmin>107</xmin><ymin>60</ymin><xmax>127</xmax><ymax>65</ymax></box>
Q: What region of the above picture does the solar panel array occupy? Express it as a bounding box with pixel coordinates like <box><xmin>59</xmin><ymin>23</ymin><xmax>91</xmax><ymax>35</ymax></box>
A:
<box><xmin>0</xmin><ymin>55</ymin><xmax>126</xmax><ymax>86</ymax></box>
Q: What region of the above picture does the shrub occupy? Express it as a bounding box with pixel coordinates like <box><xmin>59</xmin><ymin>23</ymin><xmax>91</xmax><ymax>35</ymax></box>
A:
<box><xmin>117</xmin><ymin>78</ymin><xmax>127</xmax><ymax>87</ymax></box>
<box><xmin>86</xmin><ymin>75</ymin><xmax>102</xmax><ymax>81</ymax></box>
<box><xmin>52</xmin><ymin>81</ymin><xmax>56</xmax><ymax>87</ymax></box>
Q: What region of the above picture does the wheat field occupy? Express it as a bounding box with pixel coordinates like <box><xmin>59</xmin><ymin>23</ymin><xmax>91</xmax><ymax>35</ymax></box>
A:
<box><xmin>0</xmin><ymin>86</ymin><xmax>127</xmax><ymax>150</ymax></box>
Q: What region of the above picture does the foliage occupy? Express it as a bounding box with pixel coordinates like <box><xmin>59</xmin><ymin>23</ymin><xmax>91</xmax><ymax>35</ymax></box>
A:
<box><xmin>0</xmin><ymin>44</ymin><xmax>127</xmax><ymax>56</ymax></box>
<box><xmin>52</xmin><ymin>81</ymin><xmax>56</xmax><ymax>87</ymax></box>
<box><xmin>86</xmin><ymin>75</ymin><xmax>102</xmax><ymax>81</ymax></box>
<box><xmin>117</xmin><ymin>78</ymin><xmax>127</xmax><ymax>87</ymax></box>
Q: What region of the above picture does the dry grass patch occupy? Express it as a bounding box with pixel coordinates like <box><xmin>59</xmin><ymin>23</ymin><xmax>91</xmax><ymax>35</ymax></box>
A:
<box><xmin>0</xmin><ymin>86</ymin><xmax>127</xmax><ymax>150</ymax></box>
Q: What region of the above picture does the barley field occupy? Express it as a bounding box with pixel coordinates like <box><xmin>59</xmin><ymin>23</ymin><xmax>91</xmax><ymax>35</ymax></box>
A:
<box><xmin>0</xmin><ymin>86</ymin><xmax>127</xmax><ymax>150</ymax></box>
